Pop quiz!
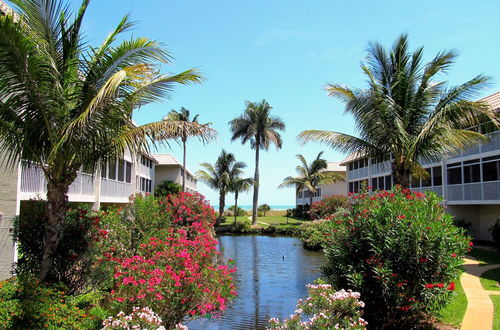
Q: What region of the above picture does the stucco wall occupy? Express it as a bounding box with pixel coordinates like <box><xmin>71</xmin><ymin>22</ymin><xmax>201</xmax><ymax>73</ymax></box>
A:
<box><xmin>296</xmin><ymin>171</ymin><xmax>347</xmax><ymax>206</ymax></box>
<box><xmin>154</xmin><ymin>165</ymin><xmax>197</xmax><ymax>192</ymax></box>
<box><xmin>446</xmin><ymin>204</ymin><xmax>500</xmax><ymax>241</ymax></box>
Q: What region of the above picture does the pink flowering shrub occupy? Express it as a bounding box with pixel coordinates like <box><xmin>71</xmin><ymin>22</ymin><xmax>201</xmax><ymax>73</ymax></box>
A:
<box><xmin>321</xmin><ymin>186</ymin><xmax>470</xmax><ymax>327</ymax></box>
<box><xmin>102</xmin><ymin>307</ymin><xmax>164</xmax><ymax>329</ymax></box>
<box><xmin>95</xmin><ymin>193</ymin><xmax>236</xmax><ymax>328</ymax></box>
<box><xmin>310</xmin><ymin>195</ymin><xmax>349</xmax><ymax>220</ymax></box>
<box><xmin>267</xmin><ymin>280</ymin><xmax>367</xmax><ymax>329</ymax></box>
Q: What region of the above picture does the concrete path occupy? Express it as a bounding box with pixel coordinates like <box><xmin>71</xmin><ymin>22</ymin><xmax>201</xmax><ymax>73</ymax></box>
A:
<box><xmin>460</xmin><ymin>257</ymin><xmax>500</xmax><ymax>330</ymax></box>
<box><xmin>247</xmin><ymin>216</ymin><xmax>268</xmax><ymax>226</ymax></box>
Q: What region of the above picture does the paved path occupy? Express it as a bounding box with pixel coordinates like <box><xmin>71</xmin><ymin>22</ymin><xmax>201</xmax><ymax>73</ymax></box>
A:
<box><xmin>247</xmin><ymin>216</ymin><xmax>268</xmax><ymax>226</ymax></box>
<box><xmin>460</xmin><ymin>257</ymin><xmax>500</xmax><ymax>330</ymax></box>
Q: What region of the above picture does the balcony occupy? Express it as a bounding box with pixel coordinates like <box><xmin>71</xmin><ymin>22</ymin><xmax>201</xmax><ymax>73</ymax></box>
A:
<box><xmin>446</xmin><ymin>181</ymin><xmax>500</xmax><ymax>204</ymax></box>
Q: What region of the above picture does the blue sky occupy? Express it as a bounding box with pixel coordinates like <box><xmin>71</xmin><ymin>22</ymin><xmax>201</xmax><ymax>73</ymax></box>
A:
<box><xmin>54</xmin><ymin>0</ymin><xmax>500</xmax><ymax>206</ymax></box>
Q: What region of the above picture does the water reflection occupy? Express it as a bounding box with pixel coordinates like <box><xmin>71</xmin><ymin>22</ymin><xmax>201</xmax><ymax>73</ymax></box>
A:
<box><xmin>188</xmin><ymin>235</ymin><xmax>325</xmax><ymax>329</ymax></box>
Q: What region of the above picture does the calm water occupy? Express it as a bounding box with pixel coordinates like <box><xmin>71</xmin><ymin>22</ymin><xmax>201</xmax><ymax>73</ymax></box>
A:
<box><xmin>187</xmin><ymin>235</ymin><xmax>325</xmax><ymax>329</ymax></box>
<box><xmin>212</xmin><ymin>205</ymin><xmax>296</xmax><ymax>211</ymax></box>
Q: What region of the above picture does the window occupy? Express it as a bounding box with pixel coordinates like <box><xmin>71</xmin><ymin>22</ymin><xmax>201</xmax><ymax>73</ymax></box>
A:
<box><xmin>410</xmin><ymin>175</ymin><xmax>421</xmax><ymax>188</ymax></box>
<box><xmin>422</xmin><ymin>168</ymin><xmax>432</xmax><ymax>187</ymax></box>
<box><xmin>108</xmin><ymin>160</ymin><xmax>117</xmax><ymax>180</ymax></box>
<box><xmin>118</xmin><ymin>159</ymin><xmax>125</xmax><ymax>182</ymax></box>
<box><xmin>348</xmin><ymin>162</ymin><xmax>353</xmax><ymax>171</ymax></box>
<box><xmin>432</xmin><ymin>166</ymin><xmax>442</xmax><ymax>186</ymax></box>
<box><xmin>349</xmin><ymin>182</ymin><xmax>354</xmax><ymax>193</ymax></box>
<box><xmin>101</xmin><ymin>163</ymin><xmax>107</xmax><ymax>179</ymax></box>
<box><xmin>483</xmin><ymin>160</ymin><xmax>499</xmax><ymax>182</ymax></box>
<box><xmin>464</xmin><ymin>163</ymin><xmax>480</xmax><ymax>183</ymax></box>
<box><xmin>385</xmin><ymin>175</ymin><xmax>392</xmax><ymax>190</ymax></box>
<box><xmin>126</xmin><ymin>162</ymin><xmax>132</xmax><ymax>183</ymax></box>
<box><xmin>353</xmin><ymin>161</ymin><xmax>359</xmax><ymax>170</ymax></box>
<box><xmin>378</xmin><ymin>176</ymin><xmax>384</xmax><ymax>190</ymax></box>
<box><xmin>354</xmin><ymin>181</ymin><xmax>359</xmax><ymax>193</ymax></box>
<box><xmin>447</xmin><ymin>166</ymin><xmax>462</xmax><ymax>185</ymax></box>
<box><xmin>371</xmin><ymin>178</ymin><xmax>377</xmax><ymax>190</ymax></box>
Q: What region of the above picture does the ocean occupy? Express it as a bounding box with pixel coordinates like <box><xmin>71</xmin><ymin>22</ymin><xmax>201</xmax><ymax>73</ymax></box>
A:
<box><xmin>212</xmin><ymin>204</ymin><xmax>295</xmax><ymax>211</ymax></box>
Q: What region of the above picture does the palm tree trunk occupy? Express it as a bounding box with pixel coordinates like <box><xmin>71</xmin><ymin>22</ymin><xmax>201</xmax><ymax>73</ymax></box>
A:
<box><xmin>309</xmin><ymin>193</ymin><xmax>314</xmax><ymax>219</ymax></box>
<box><xmin>39</xmin><ymin>179</ymin><xmax>70</xmax><ymax>281</ymax></box>
<box><xmin>217</xmin><ymin>188</ymin><xmax>225</xmax><ymax>227</ymax></box>
<box><xmin>234</xmin><ymin>191</ymin><xmax>239</xmax><ymax>224</ymax></box>
<box><xmin>182</xmin><ymin>137</ymin><xmax>187</xmax><ymax>192</ymax></box>
<box><xmin>392</xmin><ymin>162</ymin><xmax>411</xmax><ymax>189</ymax></box>
<box><xmin>252</xmin><ymin>143</ymin><xmax>260</xmax><ymax>226</ymax></box>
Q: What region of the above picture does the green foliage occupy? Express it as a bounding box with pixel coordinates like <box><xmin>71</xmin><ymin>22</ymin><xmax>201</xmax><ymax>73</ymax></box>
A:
<box><xmin>153</xmin><ymin>180</ymin><xmax>182</xmax><ymax>199</ymax></box>
<box><xmin>0</xmin><ymin>276</ymin><xmax>89</xmax><ymax>329</ymax></box>
<box><xmin>228</xmin><ymin>205</ymin><xmax>247</xmax><ymax>216</ymax></box>
<box><xmin>489</xmin><ymin>219</ymin><xmax>500</xmax><ymax>249</ymax></box>
<box><xmin>14</xmin><ymin>200</ymin><xmax>98</xmax><ymax>291</ymax></box>
<box><xmin>299</xmin><ymin>220</ymin><xmax>334</xmax><ymax>250</ymax></box>
<box><xmin>258</xmin><ymin>204</ymin><xmax>271</xmax><ymax>216</ymax></box>
<box><xmin>310</xmin><ymin>195</ymin><xmax>350</xmax><ymax>220</ymax></box>
<box><xmin>321</xmin><ymin>187</ymin><xmax>470</xmax><ymax>328</ymax></box>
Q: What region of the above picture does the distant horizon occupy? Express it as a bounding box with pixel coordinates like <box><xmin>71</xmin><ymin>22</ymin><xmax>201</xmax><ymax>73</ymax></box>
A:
<box><xmin>211</xmin><ymin>204</ymin><xmax>296</xmax><ymax>211</ymax></box>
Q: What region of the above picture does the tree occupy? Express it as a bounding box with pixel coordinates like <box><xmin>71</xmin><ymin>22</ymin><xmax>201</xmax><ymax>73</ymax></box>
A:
<box><xmin>0</xmin><ymin>0</ymin><xmax>202</xmax><ymax>281</ymax></box>
<box><xmin>299</xmin><ymin>34</ymin><xmax>498</xmax><ymax>188</ymax></box>
<box><xmin>154</xmin><ymin>180</ymin><xmax>182</xmax><ymax>199</ymax></box>
<box><xmin>196</xmin><ymin>150</ymin><xmax>246</xmax><ymax>225</ymax></box>
<box><xmin>279</xmin><ymin>152</ymin><xmax>344</xmax><ymax>215</ymax></box>
<box><xmin>165</xmin><ymin>107</ymin><xmax>216</xmax><ymax>192</ymax></box>
<box><xmin>257</xmin><ymin>204</ymin><xmax>271</xmax><ymax>217</ymax></box>
<box><xmin>229</xmin><ymin>177</ymin><xmax>253</xmax><ymax>223</ymax></box>
<box><xmin>229</xmin><ymin>100</ymin><xmax>285</xmax><ymax>225</ymax></box>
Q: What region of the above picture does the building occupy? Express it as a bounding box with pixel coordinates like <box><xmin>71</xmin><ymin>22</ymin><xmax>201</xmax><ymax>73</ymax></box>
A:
<box><xmin>296</xmin><ymin>162</ymin><xmax>347</xmax><ymax>206</ymax></box>
<box><xmin>153</xmin><ymin>154</ymin><xmax>198</xmax><ymax>194</ymax></box>
<box><xmin>341</xmin><ymin>91</ymin><xmax>500</xmax><ymax>241</ymax></box>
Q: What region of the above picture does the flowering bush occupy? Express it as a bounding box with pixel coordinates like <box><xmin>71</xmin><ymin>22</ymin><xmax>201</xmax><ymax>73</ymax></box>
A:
<box><xmin>102</xmin><ymin>306</ymin><xmax>184</xmax><ymax>329</ymax></box>
<box><xmin>299</xmin><ymin>220</ymin><xmax>334</xmax><ymax>250</ymax></box>
<box><xmin>267</xmin><ymin>280</ymin><xmax>367</xmax><ymax>329</ymax></box>
<box><xmin>321</xmin><ymin>187</ymin><xmax>470</xmax><ymax>327</ymax></box>
<box><xmin>96</xmin><ymin>193</ymin><xmax>236</xmax><ymax>328</ymax></box>
<box><xmin>310</xmin><ymin>195</ymin><xmax>349</xmax><ymax>220</ymax></box>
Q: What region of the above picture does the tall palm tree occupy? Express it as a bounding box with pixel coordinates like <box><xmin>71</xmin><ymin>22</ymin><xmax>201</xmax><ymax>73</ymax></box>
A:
<box><xmin>165</xmin><ymin>107</ymin><xmax>216</xmax><ymax>192</ymax></box>
<box><xmin>0</xmin><ymin>0</ymin><xmax>202</xmax><ymax>281</ymax></box>
<box><xmin>229</xmin><ymin>100</ymin><xmax>285</xmax><ymax>225</ymax></box>
<box><xmin>299</xmin><ymin>34</ymin><xmax>498</xmax><ymax>188</ymax></box>
<box><xmin>229</xmin><ymin>176</ymin><xmax>253</xmax><ymax>223</ymax></box>
<box><xmin>196</xmin><ymin>150</ymin><xmax>246</xmax><ymax>225</ymax></box>
<box><xmin>279</xmin><ymin>152</ymin><xmax>344</xmax><ymax>212</ymax></box>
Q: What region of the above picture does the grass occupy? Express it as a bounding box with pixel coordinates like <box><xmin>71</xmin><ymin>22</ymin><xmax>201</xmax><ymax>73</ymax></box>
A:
<box><xmin>492</xmin><ymin>295</ymin><xmax>500</xmax><ymax>330</ymax></box>
<box><xmin>481</xmin><ymin>268</ymin><xmax>500</xmax><ymax>291</ymax></box>
<box><xmin>468</xmin><ymin>248</ymin><xmax>500</xmax><ymax>265</ymax></box>
<box><xmin>437</xmin><ymin>276</ymin><xmax>467</xmax><ymax>327</ymax></box>
<box><xmin>221</xmin><ymin>215</ymin><xmax>305</xmax><ymax>227</ymax></box>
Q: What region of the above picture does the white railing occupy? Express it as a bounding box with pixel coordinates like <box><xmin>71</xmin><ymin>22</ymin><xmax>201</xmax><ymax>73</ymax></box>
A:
<box><xmin>448</xmin><ymin>131</ymin><xmax>500</xmax><ymax>160</ymax></box>
<box><xmin>446</xmin><ymin>181</ymin><xmax>500</xmax><ymax>202</ymax></box>
<box><xmin>100</xmin><ymin>179</ymin><xmax>132</xmax><ymax>199</ymax></box>
<box><xmin>20</xmin><ymin>163</ymin><xmax>46</xmax><ymax>193</ymax></box>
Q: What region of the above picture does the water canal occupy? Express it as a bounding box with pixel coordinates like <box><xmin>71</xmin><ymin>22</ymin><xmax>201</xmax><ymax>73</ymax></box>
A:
<box><xmin>188</xmin><ymin>235</ymin><xmax>325</xmax><ymax>329</ymax></box>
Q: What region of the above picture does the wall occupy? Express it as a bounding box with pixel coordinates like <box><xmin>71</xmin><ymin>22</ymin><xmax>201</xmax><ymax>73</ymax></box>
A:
<box><xmin>296</xmin><ymin>171</ymin><xmax>347</xmax><ymax>206</ymax></box>
<box><xmin>446</xmin><ymin>204</ymin><xmax>500</xmax><ymax>241</ymax></box>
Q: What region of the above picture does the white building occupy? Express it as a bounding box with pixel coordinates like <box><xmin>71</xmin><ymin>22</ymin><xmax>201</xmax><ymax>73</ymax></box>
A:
<box><xmin>341</xmin><ymin>91</ymin><xmax>500</xmax><ymax>241</ymax></box>
<box><xmin>153</xmin><ymin>154</ymin><xmax>198</xmax><ymax>194</ymax></box>
<box><xmin>296</xmin><ymin>162</ymin><xmax>347</xmax><ymax>206</ymax></box>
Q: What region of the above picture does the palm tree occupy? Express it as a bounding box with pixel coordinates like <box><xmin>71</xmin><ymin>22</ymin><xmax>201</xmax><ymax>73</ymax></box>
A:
<box><xmin>229</xmin><ymin>176</ymin><xmax>253</xmax><ymax>223</ymax></box>
<box><xmin>279</xmin><ymin>152</ymin><xmax>344</xmax><ymax>213</ymax></box>
<box><xmin>196</xmin><ymin>150</ymin><xmax>246</xmax><ymax>225</ymax></box>
<box><xmin>229</xmin><ymin>100</ymin><xmax>285</xmax><ymax>225</ymax></box>
<box><xmin>299</xmin><ymin>34</ymin><xmax>498</xmax><ymax>188</ymax></box>
<box><xmin>165</xmin><ymin>107</ymin><xmax>216</xmax><ymax>192</ymax></box>
<box><xmin>0</xmin><ymin>0</ymin><xmax>202</xmax><ymax>281</ymax></box>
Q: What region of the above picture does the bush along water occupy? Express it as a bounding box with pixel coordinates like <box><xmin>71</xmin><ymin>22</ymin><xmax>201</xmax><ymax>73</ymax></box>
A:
<box><xmin>321</xmin><ymin>187</ymin><xmax>470</xmax><ymax>328</ymax></box>
<box><xmin>310</xmin><ymin>195</ymin><xmax>350</xmax><ymax>220</ymax></box>
<box><xmin>267</xmin><ymin>280</ymin><xmax>367</xmax><ymax>329</ymax></box>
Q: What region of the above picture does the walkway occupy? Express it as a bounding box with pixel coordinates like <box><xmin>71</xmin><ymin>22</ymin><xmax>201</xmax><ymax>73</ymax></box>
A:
<box><xmin>461</xmin><ymin>257</ymin><xmax>500</xmax><ymax>330</ymax></box>
<box><xmin>247</xmin><ymin>216</ymin><xmax>268</xmax><ymax>227</ymax></box>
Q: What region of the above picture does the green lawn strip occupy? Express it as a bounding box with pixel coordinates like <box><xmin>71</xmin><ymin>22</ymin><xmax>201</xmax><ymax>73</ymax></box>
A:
<box><xmin>492</xmin><ymin>295</ymin><xmax>500</xmax><ymax>330</ymax></box>
<box><xmin>257</xmin><ymin>216</ymin><xmax>305</xmax><ymax>225</ymax></box>
<box><xmin>468</xmin><ymin>248</ymin><xmax>500</xmax><ymax>265</ymax></box>
<box><xmin>437</xmin><ymin>276</ymin><xmax>467</xmax><ymax>327</ymax></box>
<box><xmin>480</xmin><ymin>267</ymin><xmax>500</xmax><ymax>291</ymax></box>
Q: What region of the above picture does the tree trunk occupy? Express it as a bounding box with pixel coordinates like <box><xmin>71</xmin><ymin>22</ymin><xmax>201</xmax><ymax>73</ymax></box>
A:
<box><xmin>216</xmin><ymin>188</ymin><xmax>225</xmax><ymax>227</ymax></box>
<box><xmin>391</xmin><ymin>162</ymin><xmax>411</xmax><ymax>189</ymax></box>
<box><xmin>39</xmin><ymin>179</ymin><xmax>70</xmax><ymax>281</ymax></box>
<box><xmin>252</xmin><ymin>142</ymin><xmax>260</xmax><ymax>226</ymax></box>
<box><xmin>182</xmin><ymin>137</ymin><xmax>187</xmax><ymax>192</ymax></box>
<box><xmin>234</xmin><ymin>191</ymin><xmax>239</xmax><ymax>224</ymax></box>
<box><xmin>309</xmin><ymin>193</ymin><xmax>314</xmax><ymax>220</ymax></box>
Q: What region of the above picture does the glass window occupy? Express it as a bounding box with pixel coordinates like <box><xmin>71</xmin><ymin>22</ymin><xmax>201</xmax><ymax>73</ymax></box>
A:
<box><xmin>464</xmin><ymin>164</ymin><xmax>480</xmax><ymax>183</ymax></box>
<box><xmin>378</xmin><ymin>177</ymin><xmax>384</xmax><ymax>190</ymax></box>
<box><xmin>447</xmin><ymin>167</ymin><xmax>462</xmax><ymax>185</ymax></box>
<box><xmin>354</xmin><ymin>181</ymin><xmax>359</xmax><ymax>193</ymax></box>
<box><xmin>108</xmin><ymin>160</ymin><xmax>117</xmax><ymax>180</ymax></box>
<box><xmin>349</xmin><ymin>182</ymin><xmax>354</xmax><ymax>193</ymax></box>
<box><xmin>348</xmin><ymin>162</ymin><xmax>353</xmax><ymax>171</ymax></box>
<box><xmin>422</xmin><ymin>168</ymin><xmax>432</xmax><ymax>187</ymax></box>
<box><xmin>432</xmin><ymin>166</ymin><xmax>442</xmax><ymax>186</ymax></box>
<box><xmin>101</xmin><ymin>163</ymin><xmax>107</xmax><ymax>179</ymax></box>
<box><xmin>118</xmin><ymin>160</ymin><xmax>125</xmax><ymax>182</ymax></box>
<box><xmin>371</xmin><ymin>178</ymin><xmax>377</xmax><ymax>190</ymax></box>
<box><xmin>353</xmin><ymin>161</ymin><xmax>359</xmax><ymax>170</ymax></box>
<box><xmin>385</xmin><ymin>176</ymin><xmax>392</xmax><ymax>190</ymax></box>
<box><xmin>126</xmin><ymin>162</ymin><xmax>132</xmax><ymax>183</ymax></box>
<box><xmin>411</xmin><ymin>175</ymin><xmax>421</xmax><ymax>188</ymax></box>
<box><xmin>483</xmin><ymin>161</ymin><xmax>499</xmax><ymax>182</ymax></box>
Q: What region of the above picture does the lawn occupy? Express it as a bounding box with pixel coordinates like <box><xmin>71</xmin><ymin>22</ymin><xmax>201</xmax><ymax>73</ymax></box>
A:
<box><xmin>437</xmin><ymin>276</ymin><xmax>467</xmax><ymax>327</ymax></box>
<box><xmin>468</xmin><ymin>248</ymin><xmax>500</xmax><ymax>265</ymax></box>
<box><xmin>493</xmin><ymin>295</ymin><xmax>500</xmax><ymax>330</ymax></box>
<box><xmin>481</xmin><ymin>267</ymin><xmax>500</xmax><ymax>291</ymax></box>
<box><xmin>221</xmin><ymin>215</ymin><xmax>305</xmax><ymax>226</ymax></box>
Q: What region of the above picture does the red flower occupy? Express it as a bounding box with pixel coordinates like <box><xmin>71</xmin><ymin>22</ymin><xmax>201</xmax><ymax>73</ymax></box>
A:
<box><xmin>451</xmin><ymin>253</ymin><xmax>457</xmax><ymax>258</ymax></box>
<box><xmin>426</xmin><ymin>226</ymin><xmax>431</xmax><ymax>230</ymax></box>
<box><xmin>397</xmin><ymin>215</ymin><xmax>406</xmax><ymax>220</ymax></box>
<box><xmin>425</xmin><ymin>283</ymin><xmax>434</xmax><ymax>289</ymax></box>
<box><xmin>447</xmin><ymin>282</ymin><xmax>455</xmax><ymax>291</ymax></box>
<box><xmin>436</xmin><ymin>282</ymin><xmax>445</xmax><ymax>288</ymax></box>
<box><xmin>468</xmin><ymin>241</ymin><xmax>474</xmax><ymax>246</ymax></box>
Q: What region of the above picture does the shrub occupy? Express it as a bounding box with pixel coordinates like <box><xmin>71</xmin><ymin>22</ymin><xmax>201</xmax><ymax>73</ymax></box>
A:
<box><xmin>299</xmin><ymin>220</ymin><xmax>333</xmax><ymax>250</ymax></box>
<box><xmin>258</xmin><ymin>204</ymin><xmax>271</xmax><ymax>216</ymax></box>
<box><xmin>268</xmin><ymin>280</ymin><xmax>367</xmax><ymax>329</ymax></box>
<box><xmin>228</xmin><ymin>205</ymin><xmax>247</xmax><ymax>216</ymax></box>
<box><xmin>154</xmin><ymin>180</ymin><xmax>182</xmax><ymax>199</ymax></box>
<box><xmin>95</xmin><ymin>193</ymin><xmax>236</xmax><ymax>328</ymax></box>
<box><xmin>102</xmin><ymin>307</ymin><xmax>183</xmax><ymax>329</ymax></box>
<box><xmin>0</xmin><ymin>276</ymin><xmax>89</xmax><ymax>329</ymax></box>
<box><xmin>14</xmin><ymin>200</ymin><xmax>99</xmax><ymax>291</ymax></box>
<box><xmin>321</xmin><ymin>187</ymin><xmax>470</xmax><ymax>328</ymax></box>
<box><xmin>310</xmin><ymin>195</ymin><xmax>349</xmax><ymax>220</ymax></box>
<box><xmin>489</xmin><ymin>219</ymin><xmax>500</xmax><ymax>249</ymax></box>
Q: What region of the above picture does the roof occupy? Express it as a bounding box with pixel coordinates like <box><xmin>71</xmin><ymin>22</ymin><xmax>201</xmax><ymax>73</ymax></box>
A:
<box><xmin>339</xmin><ymin>152</ymin><xmax>366</xmax><ymax>166</ymax></box>
<box><xmin>152</xmin><ymin>153</ymin><xmax>196</xmax><ymax>178</ymax></box>
<box><xmin>325</xmin><ymin>162</ymin><xmax>346</xmax><ymax>172</ymax></box>
<box><xmin>480</xmin><ymin>91</ymin><xmax>500</xmax><ymax>111</ymax></box>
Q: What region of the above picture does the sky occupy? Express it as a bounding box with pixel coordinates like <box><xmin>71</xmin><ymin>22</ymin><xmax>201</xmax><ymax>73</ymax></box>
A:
<box><xmin>27</xmin><ymin>0</ymin><xmax>500</xmax><ymax>206</ymax></box>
